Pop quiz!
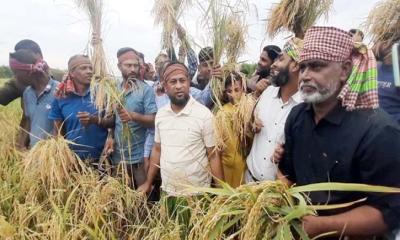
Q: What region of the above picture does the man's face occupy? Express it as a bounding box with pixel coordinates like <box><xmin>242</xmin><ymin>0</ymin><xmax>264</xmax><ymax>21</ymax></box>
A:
<box><xmin>198</xmin><ymin>60</ymin><xmax>213</xmax><ymax>81</ymax></box>
<box><xmin>298</xmin><ymin>59</ymin><xmax>347</xmax><ymax>104</ymax></box>
<box><xmin>118</xmin><ymin>58</ymin><xmax>140</xmax><ymax>80</ymax></box>
<box><xmin>70</xmin><ymin>63</ymin><xmax>93</xmax><ymax>86</ymax></box>
<box><xmin>270</xmin><ymin>53</ymin><xmax>292</xmax><ymax>87</ymax></box>
<box><xmin>352</xmin><ymin>33</ymin><xmax>363</xmax><ymax>43</ymax></box>
<box><xmin>224</xmin><ymin>80</ymin><xmax>243</xmax><ymax>104</ymax></box>
<box><xmin>164</xmin><ymin>72</ymin><xmax>190</xmax><ymax>106</ymax></box>
<box><xmin>144</xmin><ymin>63</ymin><xmax>156</xmax><ymax>81</ymax></box>
<box><xmin>257</xmin><ymin>51</ymin><xmax>273</xmax><ymax>73</ymax></box>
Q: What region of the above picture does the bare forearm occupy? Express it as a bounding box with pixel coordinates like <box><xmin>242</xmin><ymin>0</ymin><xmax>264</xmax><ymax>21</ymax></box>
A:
<box><xmin>145</xmin><ymin>145</ymin><xmax>161</xmax><ymax>185</ymax></box>
<box><xmin>276</xmin><ymin>170</ymin><xmax>293</xmax><ymax>187</ymax></box>
<box><xmin>208</xmin><ymin>149</ymin><xmax>224</xmax><ymax>183</ymax></box>
<box><xmin>90</xmin><ymin>115</ymin><xmax>115</xmax><ymax>128</ymax></box>
<box><xmin>17</xmin><ymin>116</ymin><xmax>30</xmax><ymax>149</ymax></box>
<box><xmin>310</xmin><ymin>205</ymin><xmax>388</xmax><ymax>237</ymax></box>
<box><xmin>131</xmin><ymin>113</ymin><xmax>155</xmax><ymax>128</ymax></box>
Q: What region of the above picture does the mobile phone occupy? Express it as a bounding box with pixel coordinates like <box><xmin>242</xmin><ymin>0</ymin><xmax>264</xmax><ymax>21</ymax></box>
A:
<box><xmin>392</xmin><ymin>42</ymin><xmax>400</xmax><ymax>87</ymax></box>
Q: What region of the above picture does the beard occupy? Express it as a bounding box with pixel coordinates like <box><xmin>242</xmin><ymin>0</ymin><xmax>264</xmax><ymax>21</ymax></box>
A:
<box><xmin>123</xmin><ymin>72</ymin><xmax>139</xmax><ymax>81</ymax></box>
<box><xmin>299</xmin><ymin>80</ymin><xmax>341</xmax><ymax>104</ymax></box>
<box><xmin>257</xmin><ymin>68</ymin><xmax>270</xmax><ymax>80</ymax></box>
<box><xmin>169</xmin><ymin>93</ymin><xmax>190</xmax><ymax>106</ymax></box>
<box><xmin>270</xmin><ymin>68</ymin><xmax>290</xmax><ymax>87</ymax></box>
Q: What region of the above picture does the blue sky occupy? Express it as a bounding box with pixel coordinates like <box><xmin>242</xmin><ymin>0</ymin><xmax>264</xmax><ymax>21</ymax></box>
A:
<box><xmin>0</xmin><ymin>0</ymin><xmax>379</xmax><ymax>74</ymax></box>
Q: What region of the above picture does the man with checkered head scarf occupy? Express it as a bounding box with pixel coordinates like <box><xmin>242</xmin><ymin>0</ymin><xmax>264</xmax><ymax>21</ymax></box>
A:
<box><xmin>245</xmin><ymin>37</ymin><xmax>303</xmax><ymax>183</ymax></box>
<box><xmin>278</xmin><ymin>26</ymin><xmax>400</xmax><ymax>239</ymax></box>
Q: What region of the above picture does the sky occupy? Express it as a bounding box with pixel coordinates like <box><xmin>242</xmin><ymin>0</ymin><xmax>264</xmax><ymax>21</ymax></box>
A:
<box><xmin>0</xmin><ymin>0</ymin><xmax>380</xmax><ymax>74</ymax></box>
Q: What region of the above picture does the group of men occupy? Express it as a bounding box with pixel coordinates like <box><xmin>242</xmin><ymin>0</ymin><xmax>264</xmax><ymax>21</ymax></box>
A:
<box><xmin>3</xmin><ymin>25</ymin><xmax>400</xmax><ymax>239</ymax></box>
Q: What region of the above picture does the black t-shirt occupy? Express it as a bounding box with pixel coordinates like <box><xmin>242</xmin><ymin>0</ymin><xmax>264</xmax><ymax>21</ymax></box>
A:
<box><xmin>279</xmin><ymin>102</ymin><xmax>400</xmax><ymax>231</ymax></box>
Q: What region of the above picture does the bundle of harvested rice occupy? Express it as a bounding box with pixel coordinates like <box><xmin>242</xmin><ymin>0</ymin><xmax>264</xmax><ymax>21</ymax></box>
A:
<box><xmin>266</xmin><ymin>0</ymin><xmax>333</xmax><ymax>39</ymax></box>
<box><xmin>226</xmin><ymin>14</ymin><xmax>247</xmax><ymax>65</ymax></box>
<box><xmin>152</xmin><ymin>0</ymin><xmax>192</xmax><ymax>51</ymax></box>
<box><xmin>22</xmin><ymin>137</ymin><xmax>88</xmax><ymax>194</ymax></box>
<box><xmin>201</xmin><ymin>0</ymin><xmax>248</xmax><ymax>108</ymax></box>
<box><xmin>213</xmin><ymin>69</ymin><xmax>255</xmax><ymax>154</ymax></box>
<box><xmin>364</xmin><ymin>0</ymin><xmax>400</xmax><ymax>46</ymax></box>
<box><xmin>78</xmin><ymin>177</ymin><xmax>148</xmax><ymax>239</ymax></box>
<box><xmin>232</xmin><ymin>93</ymin><xmax>256</xmax><ymax>148</ymax></box>
<box><xmin>75</xmin><ymin>0</ymin><xmax>118</xmax><ymax>114</ymax></box>
<box><xmin>186</xmin><ymin>181</ymin><xmax>400</xmax><ymax>239</ymax></box>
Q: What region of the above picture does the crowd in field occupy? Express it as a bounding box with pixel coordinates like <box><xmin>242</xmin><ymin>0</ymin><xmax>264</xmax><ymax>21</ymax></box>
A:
<box><xmin>2</xmin><ymin>26</ymin><xmax>400</xmax><ymax>239</ymax></box>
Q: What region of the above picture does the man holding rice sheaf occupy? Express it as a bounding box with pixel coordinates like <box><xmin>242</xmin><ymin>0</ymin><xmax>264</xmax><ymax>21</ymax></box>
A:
<box><xmin>108</xmin><ymin>47</ymin><xmax>157</xmax><ymax>189</ymax></box>
<box><xmin>278</xmin><ymin>26</ymin><xmax>400</xmax><ymax>239</ymax></box>
<box><xmin>246</xmin><ymin>37</ymin><xmax>303</xmax><ymax>183</ymax></box>
<box><xmin>247</xmin><ymin>45</ymin><xmax>281</xmax><ymax>97</ymax></box>
<box><xmin>49</xmin><ymin>55</ymin><xmax>113</xmax><ymax>162</ymax></box>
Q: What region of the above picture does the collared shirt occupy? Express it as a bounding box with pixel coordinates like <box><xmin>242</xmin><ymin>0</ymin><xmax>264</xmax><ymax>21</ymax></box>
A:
<box><xmin>279</xmin><ymin>102</ymin><xmax>400</xmax><ymax>231</ymax></box>
<box><xmin>144</xmin><ymin>81</ymin><xmax>212</xmax><ymax>158</ymax></box>
<box><xmin>48</xmin><ymin>89</ymin><xmax>108</xmax><ymax>160</ymax></box>
<box><xmin>23</xmin><ymin>79</ymin><xmax>58</xmax><ymax>147</ymax></box>
<box><xmin>112</xmin><ymin>80</ymin><xmax>157</xmax><ymax>164</ymax></box>
<box><xmin>246</xmin><ymin>86</ymin><xmax>301</xmax><ymax>182</ymax></box>
<box><xmin>155</xmin><ymin>96</ymin><xmax>215</xmax><ymax>195</ymax></box>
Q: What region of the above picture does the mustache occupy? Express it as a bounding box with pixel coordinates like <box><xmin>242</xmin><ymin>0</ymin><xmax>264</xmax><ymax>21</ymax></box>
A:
<box><xmin>300</xmin><ymin>81</ymin><xmax>318</xmax><ymax>89</ymax></box>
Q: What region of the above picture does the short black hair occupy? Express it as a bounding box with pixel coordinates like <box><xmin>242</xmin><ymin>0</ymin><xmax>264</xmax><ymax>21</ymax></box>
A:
<box><xmin>117</xmin><ymin>47</ymin><xmax>138</xmax><ymax>58</ymax></box>
<box><xmin>14</xmin><ymin>39</ymin><xmax>42</xmax><ymax>56</ymax></box>
<box><xmin>349</xmin><ymin>29</ymin><xmax>364</xmax><ymax>40</ymax></box>
<box><xmin>198</xmin><ymin>47</ymin><xmax>214</xmax><ymax>63</ymax></box>
<box><xmin>9</xmin><ymin>49</ymin><xmax>37</xmax><ymax>64</ymax></box>
<box><xmin>262</xmin><ymin>45</ymin><xmax>281</xmax><ymax>61</ymax></box>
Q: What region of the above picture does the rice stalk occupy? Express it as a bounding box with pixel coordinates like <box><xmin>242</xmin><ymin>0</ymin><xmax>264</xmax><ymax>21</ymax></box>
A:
<box><xmin>21</xmin><ymin>136</ymin><xmax>89</xmax><ymax>198</ymax></box>
<box><xmin>363</xmin><ymin>0</ymin><xmax>400</xmax><ymax>45</ymax></box>
<box><xmin>232</xmin><ymin>93</ymin><xmax>256</xmax><ymax>150</ymax></box>
<box><xmin>266</xmin><ymin>0</ymin><xmax>333</xmax><ymax>39</ymax></box>
<box><xmin>75</xmin><ymin>0</ymin><xmax>119</xmax><ymax>114</ymax></box>
<box><xmin>201</xmin><ymin>0</ymin><xmax>248</xmax><ymax>109</ymax></box>
<box><xmin>152</xmin><ymin>0</ymin><xmax>192</xmax><ymax>50</ymax></box>
<box><xmin>186</xmin><ymin>181</ymin><xmax>400</xmax><ymax>239</ymax></box>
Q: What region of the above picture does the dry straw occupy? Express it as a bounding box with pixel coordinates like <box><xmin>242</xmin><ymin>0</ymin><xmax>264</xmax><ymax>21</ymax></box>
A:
<box><xmin>200</xmin><ymin>0</ymin><xmax>248</xmax><ymax>109</ymax></box>
<box><xmin>21</xmin><ymin>136</ymin><xmax>89</xmax><ymax>196</ymax></box>
<box><xmin>364</xmin><ymin>0</ymin><xmax>400</xmax><ymax>46</ymax></box>
<box><xmin>152</xmin><ymin>0</ymin><xmax>192</xmax><ymax>50</ymax></box>
<box><xmin>266</xmin><ymin>0</ymin><xmax>333</xmax><ymax>39</ymax></box>
<box><xmin>75</xmin><ymin>0</ymin><xmax>119</xmax><ymax>114</ymax></box>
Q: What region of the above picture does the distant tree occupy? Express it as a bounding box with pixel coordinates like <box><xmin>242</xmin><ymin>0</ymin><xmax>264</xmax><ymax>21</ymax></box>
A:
<box><xmin>49</xmin><ymin>68</ymin><xmax>65</xmax><ymax>82</ymax></box>
<box><xmin>240</xmin><ymin>63</ymin><xmax>257</xmax><ymax>78</ymax></box>
<box><xmin>0</xmin><ymin>66</ymin><xmax>12</xmax><ymax>78</ymax></box>
<box><xmin>0</xmin><ymin>65</ymin><xmax>65</xmax><ymax>81</ymax></box>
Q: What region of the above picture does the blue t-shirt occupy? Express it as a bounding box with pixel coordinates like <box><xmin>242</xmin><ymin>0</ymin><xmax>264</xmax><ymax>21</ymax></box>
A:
<box><xmin>112</xmin><ymin>80</ymin><xmax>157</xmax><ymax>164</ymax></box>
<box><xmin>23</xmin><ymin>79</ymin><xmax>58</xmax><ymax>147</ymax></box>
<box><xmin>48</xmin><ymin>90</ymin><xmax>108</xmax><ymax>160</ymax></box>
<box><xmin>378</xmin><ymin>63</ymin><xmax>400</xmax><ymax>123</ymax></box>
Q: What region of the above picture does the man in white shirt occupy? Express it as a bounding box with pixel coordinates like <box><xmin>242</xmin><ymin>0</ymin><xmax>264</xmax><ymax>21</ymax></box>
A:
<box><xmin>246</xmin><ymin>37</ymin><xmax>304</xmax><ymax>182</ymax></box>
<box><xmin>138</xmin><ymin>61</ymin><xmax>224</xmax><ymax>195</ymax></box>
